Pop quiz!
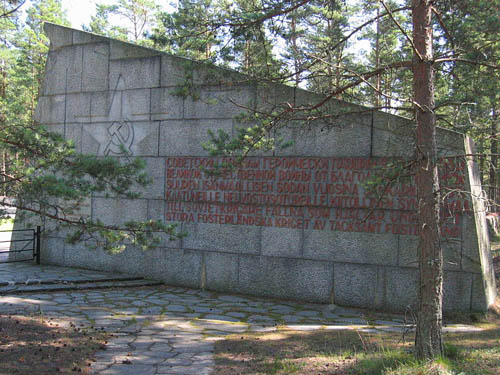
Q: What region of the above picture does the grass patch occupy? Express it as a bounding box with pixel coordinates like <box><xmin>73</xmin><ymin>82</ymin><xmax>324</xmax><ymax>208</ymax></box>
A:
<box><xmin>0</xmin><ymin>314</ymin><xmax>109</xmax><ymax>374</ymax></box>
<box><xmin>214</xmin><ymin>323</ymin><xmax>500</xmax><ymax>375</ymax></box>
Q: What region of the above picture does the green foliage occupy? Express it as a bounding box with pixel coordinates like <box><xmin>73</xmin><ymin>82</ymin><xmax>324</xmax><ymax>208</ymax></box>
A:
<box><xmin>84</xmin><ymin>0</ymin><xmax>159</xmax><ymax>44</ymax></box>
<box><xmin>264</xmin><ymin>357</ymin><xmax>304</xmax><ymax>374</ymax></box>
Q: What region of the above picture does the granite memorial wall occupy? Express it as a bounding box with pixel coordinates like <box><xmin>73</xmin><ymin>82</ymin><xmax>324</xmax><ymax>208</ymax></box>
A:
<box><xmin>33</xmin><ymin>23</ymin><xmax>497</xmax><ymax>312</ymax></box>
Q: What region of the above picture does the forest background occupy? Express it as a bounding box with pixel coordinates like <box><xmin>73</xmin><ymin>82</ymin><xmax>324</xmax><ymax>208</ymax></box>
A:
<box><xmin>1</xmin><ymin>0</ymin><xmax>500</xmax><ymax>360</ymax></box>
<box><xmin>1</xmin><ymin>0</ymin><xmax>499</xmax><ymax>202</ymax></box>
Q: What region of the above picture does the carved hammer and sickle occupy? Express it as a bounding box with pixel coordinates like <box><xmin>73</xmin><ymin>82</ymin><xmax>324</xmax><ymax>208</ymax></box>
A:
<box><xmin>104</xmin><ymin>121</ymin><xmax>135</xmax><ymax>156</ymax></box>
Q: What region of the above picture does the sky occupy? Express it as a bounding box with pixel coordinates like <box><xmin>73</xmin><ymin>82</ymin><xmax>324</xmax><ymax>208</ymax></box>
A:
<box><xmin>61</xmin><ymin>0</ymin><xmax>98</xmax><ymax>29</ymax></box>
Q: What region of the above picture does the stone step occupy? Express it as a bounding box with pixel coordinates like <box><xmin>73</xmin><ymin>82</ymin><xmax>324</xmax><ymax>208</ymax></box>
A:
<box><xmin>0</xmin><ymin>275</ymin><xmax>143</xmax><ymax>287</ymax></box>
<box><xmin>0</xmin><ymin>278</ymin><xmax>163</xmax><ymax>294</ymax></box>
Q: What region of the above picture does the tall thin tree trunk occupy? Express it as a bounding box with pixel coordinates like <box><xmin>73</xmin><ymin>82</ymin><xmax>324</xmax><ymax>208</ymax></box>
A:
<box><xmin>489</xmin><ymin>106</ymin><xmax>498</xmax><ymax>211</ymax></box>
<box><xmin>412</xmin><ymin>0</ymin><xmax>444</xmax><ymax>359</ymax></box>
<box><xmin>375</xmin><ymin>4</ymin><xmax>381</xmax><ymax>108</ymax></box>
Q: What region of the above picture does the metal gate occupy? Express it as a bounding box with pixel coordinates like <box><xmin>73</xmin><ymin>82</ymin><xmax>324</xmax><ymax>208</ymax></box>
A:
<box><xmin>0</xmin><ymin>226</ymin><xmax>41</xmax><ymax>264</ymax></box>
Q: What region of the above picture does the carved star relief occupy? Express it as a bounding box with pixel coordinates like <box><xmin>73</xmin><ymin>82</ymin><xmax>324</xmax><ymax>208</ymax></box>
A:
<box><xmin>80</xmin><ymin>75</ymin><xmax>152</xmax><ymax>156</ymax></box>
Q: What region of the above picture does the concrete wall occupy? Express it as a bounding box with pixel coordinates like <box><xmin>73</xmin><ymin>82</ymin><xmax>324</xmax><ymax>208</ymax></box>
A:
<box><xmin>34</xmin><ymin>23</ymin><xmax>496</xmax><ymax>312</ymax></box>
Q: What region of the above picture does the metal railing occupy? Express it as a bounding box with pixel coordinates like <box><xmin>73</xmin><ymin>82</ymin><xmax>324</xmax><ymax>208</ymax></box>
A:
<box><xmin>0</xmin><ymin>226</ymin><xmax>41</xmax><ymax>264</ymax></box>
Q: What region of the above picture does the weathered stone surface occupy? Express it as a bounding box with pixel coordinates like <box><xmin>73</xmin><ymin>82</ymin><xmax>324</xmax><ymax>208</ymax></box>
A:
<box><xmin>122</xmin><ymin>89</ymin><xmax>152</xmax><ymax>121</ymax></box>
<box><xmin>159</xmin><ymin>119</ymin><xmax>233</xmax><ymax>156</ymax></box>
<box><xmin>274</xmin><ymin>120</ymin><xmax>372</xmax><ymax>157</ymax></box>
<box><xmin>333</xmin><ymin>263</ymin><xmax>381</xmax><ymax>308</ymax></box>
<box><xmin>261</xmin><ymin>227</ymin><xmax>302</xmax><ymax>258</ymax></box>
<box><xmin>204</xmin><ymin>251</ymin><xmax>239</xmax><ymax>292</ymax></box>
<box><xmin>34</xmin><ymin>95</ymin><xmax>66</xmax><ymax>125</ymax></box>
<box><xmin>304</xmin><ymin>230</ymin><xmax>398</xmax><ymax>266</ymax></box>
<box><xmin>384</xmin><ymin>267</ymin><xmax>418</xmax><ymax>312</ymax></box>
<box><xmin>72</xmin><ymin>28</ymin><xmax>108</xmax><ymax>45</ymax></box>
<box><xmin>64</xmin><ymin>241</ymin><xmax>117</xmax><ymax>272</ymax></box>
<box><xmin>399</xmin><ymin>234</ymin><xmax>462</xmax><ymax>271</ymax></box>
<box><xmin>151</xmin><ymin>88</ymin><xmax>184</xmax><ymax>120</ymax></box>
<box><xmin>443</xmin><ymin>271</ymin><xmax>472</xmax><ymax>312</ymax></box>
<box><xmin>82</xmin><ymin>43</ymin><xmax>109</xmax><ymax>92</ymax></box>
<box><xmin>238</xmin><ymin>255</ymin><xmax>333</xmax><ymax>302</ymax></box>
<box><xmin>109</xmin><ymin>56</ymin><xmax>161</xmax><ymax>90</ymax></box>
<box><xmin>110</xmin><ymin>39</ymin><xmax>161</xmax><ymax>60</ymax></box>
<box><xmin>42</xmin><ymin>46</ymin><xmax>83</xmax><ymax>95</ymax></box>
<box><xmin>182</xmin><ymin>223</ymin><xmax>260</xmax><ymax>254</ymax></box>
<box><xmin>40</xmin><ymin>236</ymin><xmax>65</xmax><ymax>266</ymax></box>
<box><xmin>183</xmin><ymin>87</ymin><xmax>255</xmax><ymax>120</ymax></box>
<box><xmin>44</xmin><ymin>22</ymin><xmax>73</xmax><ymax>49</ymax></box>
<box><xmin>161</xmin><ymin>248</ymin><xmax>202</xmax><ymax>288</ymax></box>
<box><xmin>92</xmin><ymin>198</ymin><xmax>148</xmax><ymax>226</ymax></box>
<box><xmin>65</xmin><ymin>92</ymin><xmax>91</xmax><ymax>123</ymax></box>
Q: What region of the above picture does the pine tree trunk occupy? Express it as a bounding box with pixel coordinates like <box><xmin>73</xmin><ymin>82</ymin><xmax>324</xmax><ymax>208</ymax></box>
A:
<box><xmin>489</xmin><ymin>106</ymin><xmax>498</xmax><ymax>211</ymax></box>
<box><xmin>412</xmin><ymin>0</ymin><xmax>444</xmax><ymax>360</ymax></box>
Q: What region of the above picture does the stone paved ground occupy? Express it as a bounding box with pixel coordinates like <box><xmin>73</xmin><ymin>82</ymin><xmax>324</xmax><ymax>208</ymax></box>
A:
<box><xmin>0</xmin><ymin>264</ymin><xmax>483</xmax><ymax>374</ymax></box>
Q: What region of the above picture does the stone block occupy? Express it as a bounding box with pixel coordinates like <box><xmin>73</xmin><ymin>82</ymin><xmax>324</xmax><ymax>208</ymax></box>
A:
<box><xmin>146</xmin><ymin>199</ymin><xmax>183</xmax><ymax>248</ymax></box>
<box><xmin>150</xmin><ymin>88</ymin><xmax>184</xmax><ymax>120</ymax></box>
<box><xmin>238</xmin><ymin>255</ymin><xmax>332</xmax><ymax>302</ymax></box>
<box><xmin>92</xmin><ymin>198</ymin><xmax>147</xmax><ymax>226</ymax></box>
<box><xmin>160</xmin><ymin>55</ymin><xmax>242</xmax><ymax>87</ymax></box>
<box><xmin>274</xmin><ymin>119</ymin><xmax>372</xmax><ymax>157</ymax></box>
<box><xmin>437</xmin><ymin>128</ymin><xmax>464</xmax><ymax>153</ymax></box>
<box><xmin>64</xmin><ymin>241</ymin><xmax>117</xmax><ymax>272</ymax></box>
<box><xmin>110</xmin><ymin>246</ymin><xmax>163</xmax><ymax>278</ymax></box>
<box><xmin>334</xmin><ymin>263</ymin><xmax>380</xmax><ymax>308</ymax></box>
<box><xmin>441</xmin><ymin>238</ymin><xmax>462</xmax><ymax>271</ymax></box>
<box><xmin>261</xmin><ymin>227</ymin><xmax>302</xmax><ymax>258</ymax></box>
<box><xmin>82</xmin><ymin>121</ymin><xmax>159</xmax><ymax>156</ymax></box>
<box><xmin>110</xmin><ymin>40</ymin><xmax>160</xmax><ymax>60</ymax></box>
<box><xmin>384</xmin><ymin>267</ymin><xmax>418</xmax><ymax>312</ymax></box>
<box><xmin>109</xmin><ymin>56</ymin><xmax>161</xmax><ymax>90</ymax></box>
<box><xmin>147</xmin><ymin>199</ymin><xmax>164</xmax><ymax>221</ymax></box>
<box><xmin>304</xmin><ymin>230</ymin><xmax>398</xmax><ymax>266</ymax></box>
<box><xmin>44</xmin><ymin>23</ymin><xmax>73</xmax><ymax>49</ymax></box>
<box><xmin>134</xmin><ymin>157</ymin><xmax>165</xmax><ymax>199</ymax></box>
<box><xmin>82</xmin><ymin>43</ymin><xmax>110</xmax><ymax>92</ymax></box>
<box><xmin>470</xmin><ymin>273</ymin><xmax>489</xmax><ymax>312</ymax></box>
<box><xmin>461</xmin><ymin>213</ymin><xmax>482</xmax><ymax>273</ymax></box>
<box><xmin>182</xmin><ymin>223</ymin><xmax>260</xmax><ymax>254</ymax></box>
<box><xmin>183</xmin><ymin>86</ymin><xmax>255</xmax><ymax>120</ymax></box>
<box><xmin>256</xmin><ymin>82</ymin><xmax>297</xmax><ymax>110</ymax></box>
<box><xmin>65</xmin><ymin>93</ymin><xmax>91</xmax><ymax>123</ymax></box>
<box><xmin>205</xmin><ymin>251</ymin><xmax>239</xmax><ymax>292</ymax></box>
<box><xmin>35</xmin><ymin>95</ymin><xmax>66</xmax><ymax>125</ymax></box>
<box><xmin>40</xmin><ymin>236</ymin><xmax>65</xmax><ymax>266</ymax></box>
<box><xmin>372</xmin><ymin>112</ymin><xmax>415</xmax><ymax>157</ymax></box>
<box><xmin>122</xmin><ymin>89</ymin><xmax>151</xmax><ymax>121</ymax></box>
<box><xmin>43</xmin><ymin>46</ymin><xmax>83</xmax><ymax>95</ymax></box>
<box><xmin>161</xmin><ymin>248</ymin><xmax>202</xmax><ymax>288</ymax></box>
<box><xmin>443</xmin><ymin>271</ymin><xmax>472</xmax><ymax>312</ymax></box>
<box><xmin>398</xmin><ymin>235</ymin><xmax>419</xmax><ymax>267</ymax></box>
<box><xmin>73</xmin><ymin>29</ymin><xmax>108</xmax><ymax>45</ymax></box>
<box><xmin>159</xmin><ymin>119</ymin><xmax>233</xmax><ymax>156</ymax></box>
<box><xmin>90</xmin><ymin>91</ymin><xmax>112</xmax><ymax>120</ymax></box>
<box><xmin>161</xmin><ymin>55</ymin><xmax>191</xmax><ymax>87</ymax></box>
<box><xmin>399</xmin><ymin>235</ymin><xmax>462</xmax><ymax>271</ymax></box>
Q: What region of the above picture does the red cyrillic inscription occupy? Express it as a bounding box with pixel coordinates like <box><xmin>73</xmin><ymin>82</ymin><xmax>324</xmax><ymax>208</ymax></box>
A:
<box><xmin>165</xmin><ymin>157</ymin><xmax>469</xmax><ymax>237</ymax></box>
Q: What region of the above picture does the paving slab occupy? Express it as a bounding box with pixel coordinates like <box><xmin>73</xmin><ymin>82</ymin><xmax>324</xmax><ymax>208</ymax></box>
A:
<box><xmin>0</xmin><ymin>263</ymin><xmax>485</xmax><ymax>375</ymax></box>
